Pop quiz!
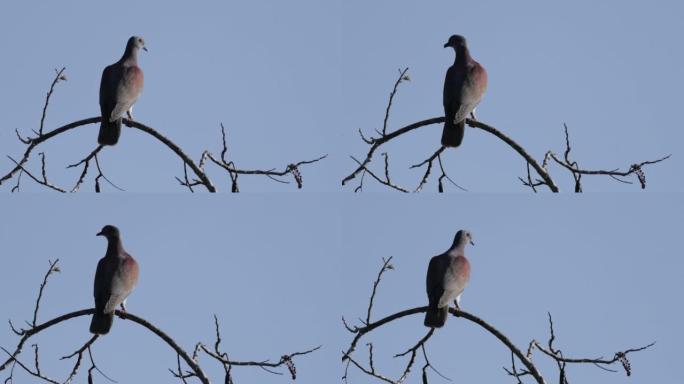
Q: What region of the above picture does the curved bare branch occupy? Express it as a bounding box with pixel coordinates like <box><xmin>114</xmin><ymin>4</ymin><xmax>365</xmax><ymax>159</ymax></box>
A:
<box><xmin>3</xmin><ymin>69</ymin><xmax>326</xmax><ymax>192</ymax></box>
<box><xmin>343</xmin><ymin>69</ymin><xmax>669</xmax><ymax>192</ymax></box>
<box><xmin>343</xmin><ymin>258</ymin><xmax>653</xmax><ymax>384</ymax></box>
<box><xmin>2</xmin><ymin>260</ymin><xmax>319</xmax><ymax>384</ymax></box>
<box><xmin>1</xmin><ymin>309</ymin><xmax>210</xmax><ymax>384</ymax></box>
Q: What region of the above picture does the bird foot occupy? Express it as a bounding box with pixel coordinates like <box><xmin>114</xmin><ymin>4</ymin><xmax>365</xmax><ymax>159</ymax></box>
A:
<box><xmin>116</xmin><ymin>304</ymin><xmax>127</xmax><ymax>319</ymax></box>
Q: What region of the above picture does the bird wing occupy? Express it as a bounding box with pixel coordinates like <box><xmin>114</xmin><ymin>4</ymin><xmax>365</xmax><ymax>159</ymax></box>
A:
<box><xmin>426</xmin><ymin>255</ymin><xmax>447</xmax><ymax>309</ymax></box>
<box><xmin>93</xmin><ymin>257</ymin><xmax>115</xmax><ymax>313</ymax></box>
<box><xmin>99</xmin><ymin>64</ymin><xmax>121</xmax><ymax>122</ymax></box>
<box><xmin>443</xmin><ymin>66</ymin><xmax>464</xmax><ymax>124</ymax></box>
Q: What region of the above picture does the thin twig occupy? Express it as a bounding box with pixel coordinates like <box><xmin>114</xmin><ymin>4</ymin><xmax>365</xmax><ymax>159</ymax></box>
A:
<box><xmin>382</xmin><ymin>68</ymin><xmax>410</xmax><ymax>136</ymax></box>
<box><xmin>349</xmin><ymin>156</ymin><xmax>409</xmax><ymax>193</ymax></box>
<box><xmin>31</xmin><ymin>259</ymin><xmax>60</xmax><ymax>327</ymax></box>
<box><xmin>39</xmin><ymin>68</ymin><xmax>67</xmax><ymax>136</ymax></box>
<box><xmin>343</xmin><ymin>69</ymin><xmax>669</xmax><ymax>192</ymax></box>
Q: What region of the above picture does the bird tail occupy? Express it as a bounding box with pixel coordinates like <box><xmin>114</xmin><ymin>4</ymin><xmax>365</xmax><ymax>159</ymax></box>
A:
<box><xmin>98</xmin><ymin>118</ymin><xmax>121</xmax><ymax>146</ymax></box>
<box><xmin>424</xmin><ymin>306</ymin><xmax>448</xmax><ymax>328</ymax></box>
<box><xmin>90</xmin><ymin>311</ymin><xmax>114</xmax><ymax>334</ymax></box>
<box><xmin>441</xmin><ymin>120</ymin><xmax>465</xmax><ymax>147</ymax></box>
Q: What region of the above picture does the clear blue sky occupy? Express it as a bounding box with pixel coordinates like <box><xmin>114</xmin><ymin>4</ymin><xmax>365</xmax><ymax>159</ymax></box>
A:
<box><xmin>341</xmin><ymin>0</ymin><xmax>683</xmax><ymax>192</ymax></box>
<box><xmin>1</xmin><ymin>195</ymin><xmax>681</xmax><ymax>383</ymax></box>
<box><xmin>1</xmin><ymin>2</ymin><xmax>683</xmax><ymax>384</ymax></box>
<box><xmin>0</xmin><ymin>1</ymin><xmax>341</xmax><ymax>192</ymax></box>
<box><xmin>1</xmin><ymin>0</ymin><xmax>682</xmax><ymax>192</ymax></box>
<box><xmin>341</xmin><ymin>194</ymin><xmax>683</xmax><ymax>383</ymax></box>
<box><xmin>0</xmin><ymin>195</ymin><xmax>341</xmax><ymax>383</ymax></box>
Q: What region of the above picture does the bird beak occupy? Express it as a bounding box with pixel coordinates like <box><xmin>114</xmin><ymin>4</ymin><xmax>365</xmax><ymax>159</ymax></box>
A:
<box><xmin>142</xmin><ymin>46</ymin><xmax>148</xmax><ymax>52</ymax></box>
<box><xmin>96</xmin><ymin>231</ymin><xmax>103</xmax><ymax>236</ymax></box>
<box><xmin>443</xmin><ymin>42</ymin><xmax>450</xmax><ymax>48</ymax></box>
<box><xmin>469</xmin><ymin>239</ymin><xmax>475</xmax><ymax>246</ymax></box>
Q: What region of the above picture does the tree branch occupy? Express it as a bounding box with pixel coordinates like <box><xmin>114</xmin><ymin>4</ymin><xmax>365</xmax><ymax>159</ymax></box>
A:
<box><xmin>343</xmin><ymin>258</ymin><xmax>653</xmax><ymax>384</ymax></box>
<box><xmin>2</xmin><ymin>260</ymin><xmax>319</xmax><ymax>383</ymax></box>
<box><xmin>198</xmin><ymin>314</ymin><xmax>321</xmax><ymax>381</ymax></box>
<box><xmin>343</xmin><ymin>69</ymin><xmax>669</xmax><ymax>192</ymax></box>
<box><xmin>1</xmin><ymin>308</ymin><xmax>211</xmax><ymax>384</ymax></box>
<box><xmin>3</xmin><ymin>69</ymin><xmax>326</xmax><ymax>192</ymax></box>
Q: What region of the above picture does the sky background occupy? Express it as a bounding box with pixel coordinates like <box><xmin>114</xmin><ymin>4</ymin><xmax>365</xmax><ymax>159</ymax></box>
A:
<box><xmin>0</xmin><ymin>1</ymin><xmax>341</xmax><ymax>192</ymax></box>
<box><xmin>1</xmin><ymin>194</ymin><xmax>681</xmax><ymax>384</ymax></box>
<box><xmin>0</xmin><ymin>195</ymin><xmax>341</xmax><ymax>383</ymax></box>
<box><xmin>0</xmin><ymin>0</ymin><xmax>681</xmax><ymax>192</ymax></box>
<box><xmin>340</xmin><ymin>194</ymin><xmax>683</xmax><ymax>383</ymax></box>
<box><xmin>341</xmin><ymin>0</ymin><xmax>683</xmax><ymax>192</ymax></box>
<box><xmin>0</xmin><ymin>2</ymin><xmax>682</xmax><ymax>383</ymax></box>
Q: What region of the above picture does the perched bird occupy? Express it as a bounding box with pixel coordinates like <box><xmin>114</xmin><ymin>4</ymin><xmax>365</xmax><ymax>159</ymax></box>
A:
<box><xmin>424</xmin><ymin>230</ymin><xmax>474</xmax><ymax>328</ymax></box>
<box><xmin>442</xmin><ymin>35</ymin><xmax>487</xmax><ymax>148</ymax></box>
<box><xmin>90</xmin><ymin>225</ymin><xmax>140</xmax><ymax>335</ymax></box>
<box><xmin>98</xmin><ymin>36</ymin><xmax>147</xmax><ymax>146</ymax></box>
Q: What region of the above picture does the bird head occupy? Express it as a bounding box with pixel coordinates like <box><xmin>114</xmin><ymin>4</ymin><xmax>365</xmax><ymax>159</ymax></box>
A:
<box><xmin>96</xmin><ymin>225</ymin><xmax>120</xmax><ymax>239</ymax></box>
<box><xmin>444</xmin><ymin>34</ymin><xmax>467</xmax><ymax>49</ymax></box>
<box><xmin>128</xmin><ymin>36</ymin><xmax>148</xmax><ymax>52</ymax></box>
<box><xmin>453</xmin><ymin>229</ymin><xmax>475</xmax><ymax>247</ymax></box>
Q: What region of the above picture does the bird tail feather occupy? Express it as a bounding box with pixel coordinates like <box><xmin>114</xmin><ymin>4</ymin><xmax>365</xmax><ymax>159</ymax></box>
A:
<box><xmin>98</xmin><ymin>119</ymin><xmax>122</xmax><ymax>146</ymax></box>
<box><xmin>424</xmin><ymin>306</ymin><xmax>448</xmax><ymax>328</ymax></box>
<box><xmin>441</xmin><ymin>120</ymin><xmax>465</xmax><ymax>147</ymax></box>
<box><xmin>90</xmin><ymin>312</ymin><xmax>114</xmax><ymax>334</ymax></box>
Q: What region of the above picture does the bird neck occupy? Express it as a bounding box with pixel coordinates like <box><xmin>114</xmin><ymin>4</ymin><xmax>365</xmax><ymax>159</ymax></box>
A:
<box><xmin>454</xmin><ymin>46</ymin><xmax>472</xmax><ymax>67</ymax></box>
<box><xmin>448</xmin><ymin>243</ymin><xmax>466</xmax><ymax>256</ymax></box>
<box><xmin>121</xmin><ymin>46</ymin><xmax>138</xmax><ymax>64</ymax></box>
<box><xmin>106</xmin><ymin>237</ymin><xmax>125</xmax><ymax>256</ymax></box>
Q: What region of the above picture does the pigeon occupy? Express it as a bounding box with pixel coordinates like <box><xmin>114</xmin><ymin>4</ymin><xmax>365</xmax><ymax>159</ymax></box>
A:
<box><xmin>424</xmin><ymin>230</ymin><xmax>473</xmax><ymax>328</ymax></box>
<box><xmin>90</xmin><ymin>225</ymin><xmax>140</xmax><ymax>335</ymax></box>
<box><xmin>98</xmin><ymin>36</ymin><xmax>147</xmax><ymax>146</ymax></box>
<box><xmin>442</xmin><ymin>35</ymin><xmax>487</xmax><ymax>147</ymax></box>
